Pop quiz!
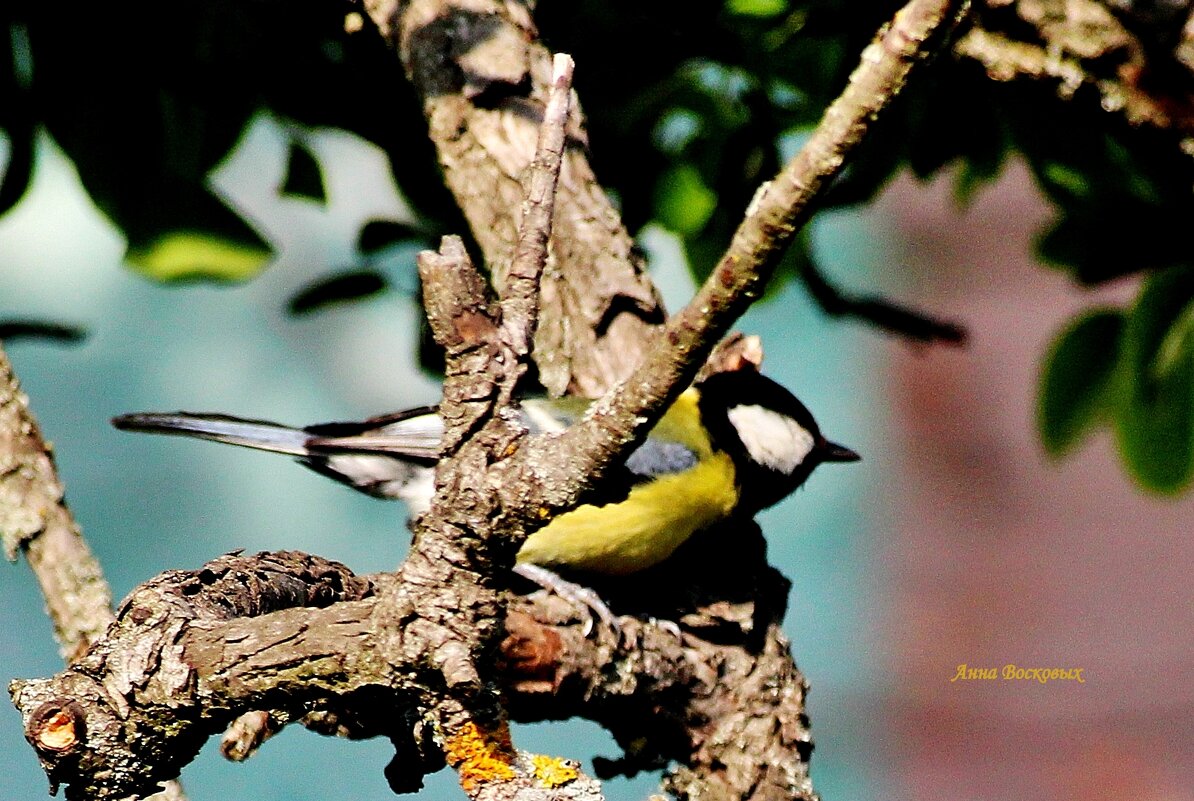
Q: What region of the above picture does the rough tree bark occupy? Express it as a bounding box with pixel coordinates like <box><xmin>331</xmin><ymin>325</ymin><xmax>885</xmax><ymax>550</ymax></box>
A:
<box><xmin>365</xmin><ymin>0</ymin><xmax>665</xmax><ymax>398</ymax></box>
<box><xmin>957</xmin><ymin>0</ymin><xmax>1194</xmax><ymax>139</ymax></box>
<box><xmin>7</xmin><ymin>2</ymin><xmax>970</xmax><ymax>800</ymax></box>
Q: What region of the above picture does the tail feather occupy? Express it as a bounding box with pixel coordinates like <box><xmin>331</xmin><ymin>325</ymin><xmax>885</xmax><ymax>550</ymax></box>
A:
<box><xmin>111</xmin><ymin>412</ymin><xmax>311</xmax><ymax>456</ymax></box>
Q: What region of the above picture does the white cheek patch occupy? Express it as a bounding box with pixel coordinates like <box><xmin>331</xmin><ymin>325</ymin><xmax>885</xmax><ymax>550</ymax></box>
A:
<box><xmin>726</xmin><ymin>404</ymin><xmax>816</xmax><ymax>474</ymax></box>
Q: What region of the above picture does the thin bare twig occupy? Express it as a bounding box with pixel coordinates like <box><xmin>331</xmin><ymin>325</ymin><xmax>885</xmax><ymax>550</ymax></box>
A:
<box><xmin>502</xmin><ymin>54</ymin><xmax>576</xmax><ymax>361</ymax></box>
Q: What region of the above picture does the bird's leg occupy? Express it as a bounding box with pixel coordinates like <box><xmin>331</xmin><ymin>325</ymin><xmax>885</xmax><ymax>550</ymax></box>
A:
<box><xmin>511</xmin><ymin>563</ymin><xmax>617</xmax><ymax>637</ymax></box>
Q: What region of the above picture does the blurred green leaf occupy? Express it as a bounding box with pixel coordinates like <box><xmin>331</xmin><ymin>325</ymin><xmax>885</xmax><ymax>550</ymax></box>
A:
<box><xmin>1154</xmin><ymin>303</ymin><xmax>1194</xmax><ymax>382</ymax></box>
<box><xmin>726</xmin><ymin>0</ymin><xmax>788</xmax><ymax>18</ymax></box>
<box><xmin>280</xmin><ymin>139</ymin><xmax>326</xmax><ymax>202</ymax></box>
<box><xmin>1114</xmin><ymin>267</ymin><xmax>1194</xmax><ymax>493</ymax></box>
<box><xmin>1039</xmin><ymin>161</ymin><xmax>1091</xmax><ymax>202</ymax></box>
<box><xmin>1038</xmin><ymin>309</ymin><xmax>1124</xmax><ymax>457</ymax></box>
<box><xmin>1103</xmin><ymin>137</ymin><xmax>1162</xmax><ymax>205</ymax></box>
<box><xmin>654</xmin><ymin>164</ymin><xmax>717</xmax><ymax>236</ymax></box>
<box><xmin>1121</xmin><ymin>268</ymin><xmax>1194</xmax><ymax>371</ymax></box>
<box><xmin>127</xmin><ymin>231</ymin><xmax>272</xmax><ymax>282</ymax></box>
<box><xmin>952</xmin><ymin>154</ymin><xmax>1003</xmax><ymax>207</ymax></box>
<box><xmin>288</xmin><ymin>270</ymin><xmax>388</xmax><ymax>315</ymax></box>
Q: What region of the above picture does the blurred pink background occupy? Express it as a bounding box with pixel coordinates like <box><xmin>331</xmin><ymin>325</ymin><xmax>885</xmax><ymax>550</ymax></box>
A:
<box><xmin>876</xmin><ymin>164</ymin><xmax>1194</xmax><ymax>801</ymax></box>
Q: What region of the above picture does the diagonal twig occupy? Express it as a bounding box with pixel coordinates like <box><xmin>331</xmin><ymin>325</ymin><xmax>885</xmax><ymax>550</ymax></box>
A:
<box><xmin>508</xmin><ymin>0</ymin><xmax>973</xmax><ymax>521</ymax></box>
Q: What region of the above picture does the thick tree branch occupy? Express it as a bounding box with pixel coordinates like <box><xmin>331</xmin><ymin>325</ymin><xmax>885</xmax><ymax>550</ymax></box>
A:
<box><xmin>13</xmin><ymin>536</ymin><xmax>795</xmax><ymax>801</ymax></box>
<box><xmin>11</xmin><ymin>553</ymin><xmax>379</xmax><ymax>800</ymax></box>
<box><xmin>365</xmin><ymin>0</ymin><xmax>665</xmax><ymax>396</ymax></box>
<box><xmin>9</xmin><ymin>548</ymin><xmax>604</xmax><ymax>801</ymax></box>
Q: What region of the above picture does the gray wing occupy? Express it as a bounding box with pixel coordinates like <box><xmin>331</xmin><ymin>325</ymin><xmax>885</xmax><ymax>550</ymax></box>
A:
<box><xmin>624</xmin><ymin>439</ymin><xmax>699</xmax><ymax>480</ymax></box>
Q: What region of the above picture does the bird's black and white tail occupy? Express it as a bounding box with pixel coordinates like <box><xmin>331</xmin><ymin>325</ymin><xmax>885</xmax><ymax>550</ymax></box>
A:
<box><xmin>112</xmin><ymin>412</ymin><xmax>312</xmax><ymax>455</ymax></box>
<box><xmin>111</xmin><ymin>410</ymin><xmax>440</xmax><ymax>507</ymax></box>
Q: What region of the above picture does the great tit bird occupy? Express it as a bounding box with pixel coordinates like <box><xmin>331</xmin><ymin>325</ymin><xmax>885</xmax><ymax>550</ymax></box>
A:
<box><xmin>112</xmin><ymin>370</ymin><xmax>858</xmax><ymax>576</ymax></box>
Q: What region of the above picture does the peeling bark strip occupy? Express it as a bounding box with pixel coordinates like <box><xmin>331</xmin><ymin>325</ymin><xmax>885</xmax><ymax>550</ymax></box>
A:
<box><xmin>366</xmin><ymin>0</ymin><xmax>665</xmax><ymax>397</ymax></box>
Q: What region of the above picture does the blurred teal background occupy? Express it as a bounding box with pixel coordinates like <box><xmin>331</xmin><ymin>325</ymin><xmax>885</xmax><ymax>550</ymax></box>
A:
<box><xmin>0</xmin><ymin>122</ymin><xmax>882</xmax><ymax>801</ymax></box>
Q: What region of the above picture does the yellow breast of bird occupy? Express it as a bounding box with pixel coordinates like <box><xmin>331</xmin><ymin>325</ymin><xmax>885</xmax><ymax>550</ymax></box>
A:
<box><xmin>515</xmin><ymin>390</ymin><xmax>739</xmax><ymax>575</ymax></box>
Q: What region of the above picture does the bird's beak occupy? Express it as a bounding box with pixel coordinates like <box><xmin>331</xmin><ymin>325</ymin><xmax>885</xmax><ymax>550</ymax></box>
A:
<box><xmin>820</xmin><ymin>440</ymin><xmax>861</xmax><ymax>463</ymax></box>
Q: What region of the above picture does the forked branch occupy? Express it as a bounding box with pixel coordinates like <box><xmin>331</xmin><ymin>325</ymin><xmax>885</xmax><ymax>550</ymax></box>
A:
<box><xmin>9</xmin><ymin>1</ymin><xmax>970</xmax><ymax>799</ymax></box>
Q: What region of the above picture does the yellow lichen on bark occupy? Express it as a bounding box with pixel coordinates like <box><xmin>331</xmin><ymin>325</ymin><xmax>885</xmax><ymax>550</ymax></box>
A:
<box><xmin>531</xmin><ymin>754</ymin><xmax>580</xmax><ymax>788</ymax></box>
<box><xmin>445</xmin><ymin>719</ymin><xmax>516</xmax><ymax>791</ymax></box>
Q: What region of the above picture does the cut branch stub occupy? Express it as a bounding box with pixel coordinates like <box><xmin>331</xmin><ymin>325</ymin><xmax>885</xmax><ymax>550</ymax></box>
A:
<box><xmin>9</xmin><ymin>552</ymin><xmax>381</xmax><ymax>801</ymax></box>
<box><xmin>418</xmin><ymin>235</ymin><xmax>503</xmax><ymax>455</ymax></box>
<box><xmin>26</xmin><ymin>700</ymin><xmax>86</xmax><ymax>754</ymax></box>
